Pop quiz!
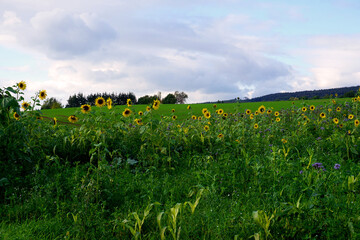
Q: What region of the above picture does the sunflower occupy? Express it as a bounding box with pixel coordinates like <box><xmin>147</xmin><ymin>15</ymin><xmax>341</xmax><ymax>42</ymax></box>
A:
<box><xmin>153</xmin><ymin>99</ymin><xmax>160</xmax><ymax>110</ymax></box>
<box><xmin>138</xmin><ymin>111</ymin><xmax>143</xmax><ymax>116</ymax></box>
<box><xmin>198</xmin><ymin>116</ymin><xmax>202</xmax><ymax>120</ymax></box>
<box><xmin>328</xmin><ymin>108</ymin><xmax>332</xmax><ymax>112</ymax></box>
<box><xmin>172</xmin><ymin>109</ymin><xmax>175</xmax><ymax>113</ymax></box>
<box><xmin>276</xmin><ymin>117</ymin><xmax>281</xmax><ymax>122</ymax></box>
<box><xmin>53</xmin><ymin>117</ymin><xmax>57</xmax><ymax>126</ymax></box>
<box><xmin>127</xmin><ymin>99</ymin><xmax>132</xmax><ymax>107</ymax></box>
<box><xmin>246</xmin><ymin>109</ymin><xmax>251</xmax><ymax>115</ymax></box>
<box><xmin>320</xmin><ymin>112</ymin><xmax>326</xmax><ymax>118</ymax></box>
<box><xmin>332</xmin><ymin>99</ymin><xmax>336</xmax><ymax>104</ymax></box>
<box><xmin>254</xmin><ymin>111</ymin><xmax>259</xmax><ymax>116</ymax></box>
<box><xmin>213</xmin><ymin>104</ymin><xmax>217</xmax><ymax>108</ymax></box>
<box><xmin>204</xmin><ymin>111</ymin><xmax>211</xmax><ymax>119</ymax></box>
<box><xmin>267</xmin><ymin>109</ymin><xmax>272</xmax><ymax>114</ymax></box>
<box><xmin>123</xmin><ymin>108</ymin><xmax>132</xmax><ymax>117</ymax></box>
<box><xmin>18</xmin><ymin>81</ymin><xmax>26</xmax><ymax>90</ymax></box>
<box><xmin>217</xmin><ymin>133</ymin><xmax>224</xmax><ymax>138</ymax></box>
<box><xmin>355</xmin><ymin>119</ymin><xmax>359</xmax><ymax>127</ymax></box>
<box><xmin>191</xmin><ymin>115</ymin><xmax>197</xmax><ymax>120</ymax></box>
<box><xmin>235</xmin><ymin>139</ymin><xmax>240</xmax><ymax>143</ymax></box>
<box><xmin>339</xmin><ymin>123</ymin><xmax>343</xmax><ymax>128</ymax></box>
<box><xmin>36</xmin><ymin>116</ymin><xmax>43</xmax><ymax>120</ymax></box>
<box><xmin>254</xmin><ymin>123</ymin><xmax>259</xmax><ymax>129</ymax></box>
<box><xmin>281</xmin><ymin>139</ymin><xmax>287</xmax><ymax>144</ymax></box>
<box><xmin>187</xmin><ymin>105</ymin><xmax>191</xmax><ymax>110</ymax></box>
<box><xmin>21</xmin><ymin>101</ymin><xmax>30</xmax><ymax>110</ymax></box>
<box><xmin>146</xmin><ymin>106</ymin><xmax>151</xmax><ymax>111</ymax></box>
<box><xmin>274</xmin><ymin>111</ymin><xmax>280</xmax><ymax>117</ymax></box>
<box><xmin>310</xmin><ymin>105</ymin><xmax>315</xmax><ymax>111</ymax></box>
<box><xmin>333</xmin><ymin>118</ymin><xmax>339</xmax><ymax>124</ymax></box>
<box><xmin>218</xmin><ymin>109</ymin><xmax>224</xmax><ymax>115</ymax></box>
<box><xmin>202</xmin><ymin>108</ymin><xmax>208</xmax><ymax>114</ymax></box>
<box><xmin>81</xmin><ymin>104</ymin><xmax>91</xmax><ymax>114</ymax></box>
<box><xmin>39</xmin><ymin>90</ymin><xmax>47</xmax><ymax>100</ymax></box>
<box><xmin>302</xmin><ymin>107</ymin><xmax>307</xmax><ymax>112</ymax></box>
<box><xmin>223</xmin><ymin>113</ymin><xmax>228</xmax><ymax>118</ymax></box>
<box><xmin>348</xmin><ymin>114</ymin><xmax>354</xmax><ymax>120</ymax></box>
<box><xmin>258</xmin><ymin>105</ymin><xmax>266</xmax><ymax>114</ymax></box>
<box><xmin>172</xmin><ymin>115</ymin><xmax>177</xmax><ymax>120</ymax></box>
<box><xmin>68</xmin><ymin>115</ymin><xmax>78</xmax><ymax>123</ymax></box>
<box><xmin>107</xmin><ymin>98</ymin><xmax>113</xmax><ymax>109</ymax></box>
<box><xmin>134</xmin><ymin>118</ymin><xmax>143</xmax><ymax>126</ymax></box>
<box><xmin>95</xmin><ymin>97</ymin><xmax>106</xmax><ymax>107</ymax></box>
<box><xmin>204</xmin><ymin>125</ymin><xmax>210</xmax><ymax>131</ymax></box>
<box><xmin>250</xmin><ymin>114</ymin><xmax>254</xmax><ymax>120</ymax></box>
<box><xmin>13</xmin><ymin>112</ymin><xmax>20</xmax><ymax>120</ymax></box>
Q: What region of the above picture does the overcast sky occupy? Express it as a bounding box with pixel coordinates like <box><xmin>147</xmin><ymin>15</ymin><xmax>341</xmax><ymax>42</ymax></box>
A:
<box><xmin>1</xmin><ymin>0</ymin><xmax>360</xmax><ymax>104</ymax></box>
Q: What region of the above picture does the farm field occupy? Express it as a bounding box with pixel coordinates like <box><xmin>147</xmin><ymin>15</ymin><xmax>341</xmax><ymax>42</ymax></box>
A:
<box><xmin>1</xmin><ymin>84</ymin><xmax>360</xmax><ymax>239</ymax></box>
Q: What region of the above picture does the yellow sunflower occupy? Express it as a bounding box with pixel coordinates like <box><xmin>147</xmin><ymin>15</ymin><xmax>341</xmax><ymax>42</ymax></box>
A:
<box><xmin>274</xmin><ymin>111</ymin><xmax>280</xmax><ymax>117</ymax></box>
<box><xmin>18</xmin><ymin>81</ymin><xmax>26</xmax><ymax>90</ymax></box>
<box><xmin>320</xmin><ymin>112</ymin><xmax>326</xmax><ymax>118</ymax></box>
<box><xmin>123</xmin><ymin>108</ymin><xmax>132</xmax><ymax>117</ymax></box>
<box><xmin>134</xmin><ymin>118</ymin><xmax>143</xmax><ymax>126</ymax></box>
<box><xmin>276</xmin><ymin>117</ymin><xmax>281</xmax><ymax>122</ymax></box>
<box><xmin>107</xmin><ymin>98</ymin><xmax>113</xmax><ymax>109</ymax></box>
<box><xmin>127</xmin><ymin>99</ymin><xmax>132</xmax><ymax>107</ymax></box>
<box><xmin>281</xmin><ymin>139</ymin><xmax>287</xmax><ymax>144</ymax></box>
<box><xmin>332</xmin><ymin>99</ymin><xmax>336</xmax><ymax>104</ymax></box>
<box><xmin>13</xmin><ymin>112</ymin><xmax>20</xmax><ymax>120</ymax></box>
<box><xmin>339</xmin><ymin>123</ymin><xmax>343</xmax><ymax>128</ymax></box>
<box><xmin>254</xmin><ymin>111</ymin><xmax>259</xmax><ymax>116</ymax></box>
<box><xmin>53</xmin><ymin>117</ymin><xmax>57</xmax><ymax>126</ymax></box>
<box><xmin>172</xmin><ymin>115</ymin><xmax>177</xmax><ymax>120</ymax></box>
<box><xmin>204</xmin><ymin>125</ymin><xmax>210</xmax><ymax>131</ymax></box>
<box><xmin>310</xmin><ymin>105</ymin><xmax>315</xmax><ymax>111</ymax></box>
<box><xmin>146</xmin><ymin>106</ymin><xmax>151</xmax><ymax>111</ymax></box>
<box><xmin>218</xmin><ymin>109</ymin><xmax>224</xmax><ymax>115</ymax></box>
<box><xmin>254</xmin><ymin>123</ymin><xmax>259</xmax><ymax>129</ymax></box>
<box><xmin>302</xmin><ymin>107</ymin><xmax>307</xmax><ymax>112</ymax></box>
<box><xmin>223</xmin><ymin>113</ymin><xmax>228</xmax><ymax>118</ymax></box>
<box><xmin>202</xmin><ymin>108</ymin><xmax>208</xmax><ymax>114</ymax></box>
<box><xmin>153</xmin><ymin>99</ymin><xmax>160</xmax><ymax>110</ymax></box>
<box><xmin>250</xmin><ymin>114</ymin><xmax>254</xmax><ymax>120</ymax></box>
<box><xmin>198</xmin><ymin>116</ymin><xmax>202</xmax><ymax>120</ymax></box>
<box><xmin>172</xmin><ymin>109</ymin><xmax>175</xmax><ymax>113</ymax></box>
<box><xmin>246</xmin><ymin>109</ymin><xmax>251</xmax><ymax>115</ymax></box>
<box><xmin>81</xmin><ymin>104</ymin><xmax>91</xmax><ymax>114</ymax></box>
<box><xmin>204</xmin><ymin>111</ymin><xmax>211</xmax><ymax>119</ymax></box>
<box><xmin>39</xmin><ymin>90</ymin><xmax>47</xmax><ymax>100</ymax></box>
<box><xmin>267</xmin><ymin>109</ymin><xmax>272</xmax><ymax>114</ymax></box>
<box><xmin>95</xmin><ymin>97</ymin><xmax>106</xmax><ymax>107</ymax></box>
<box><xmin>348</xmin><ymin>114</ymin><xmax>354</xmax><ymax>120</ymax></box>
<box><xmin>355</xmin><ymin>119</ymin><xmax>359</xmax><ymax>127</ymax></box>
<box><xmin>138</xmin><ymin>111</ymin><xmax>143</xmax><ymax>116</ymax></box>
<box><xmin>217</xmin><ymin>133</ymin><xmax>224</xmax><ymax>138</ymax></box>
<box><xmin>213</xmin><ymin>104</ymin><xmax>217</xmax><ymax>108</ymax></box>
<box><xmin>257</xmin><ymin>105</ymin><xmax>266</xmax><ymax>114</ymax></box>
<box><xmin>68</xmin><ymin>115</ymin><xmax>78</xmax><ymax>123</ymax></box>
<box><xmin>192</xmin><ymin>115</ymin><xmax>197</xmax><ymax>120</ymax></box>
<box><xmin>21</xmin><ymin>101</ymin><xmax>30</xmax><ymax>110</ymax></box>
<box><xmin>187</xmin><ymin>105</ymin><xmax>191</xmax><ymax>110</ymax></box>
<box><xmin>333</xmin><ymin>118</ymin><xmax>339</xmax><ymax>124</ymax></box>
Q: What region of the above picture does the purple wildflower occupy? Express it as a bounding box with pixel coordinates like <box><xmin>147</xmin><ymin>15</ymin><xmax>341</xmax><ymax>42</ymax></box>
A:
<box><xmin>334</xmin><ymin>164</ymin><xmax>341</xmax><ymax>170</ymax></box>
<box><xmin>299</xmin><ymin>170</ymin><xmax>303</xmax><ymax>174</ymax></box>
<box><xmin>312</xmin><ymin>162</ymin><xmax>323</xmax><ymax>169</ymax></box>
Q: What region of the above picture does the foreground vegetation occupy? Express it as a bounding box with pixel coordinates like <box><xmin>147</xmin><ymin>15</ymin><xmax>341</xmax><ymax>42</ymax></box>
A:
<box><xmin>1</xmin><ymin>83</ymin><xmax>360</xmax><ymax>239</ymax></box>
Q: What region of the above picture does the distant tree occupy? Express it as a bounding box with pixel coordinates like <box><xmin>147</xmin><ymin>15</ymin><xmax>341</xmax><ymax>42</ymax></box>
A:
<box><xmin>162</xmin><ymin>93</ymin><xmax>177</xmax><ymax>104</ymax></box>
<box><xmin>174</xmin><ymin>91</ymin><xmax>188</xmax><ymax>104</ymax></box>
<box><xmin>343</xmin><ymin>91</ymin><xmax>355</xmax><ymax>98</ymax></box>
<box><xmin>138</xmin><ymin>95</ymin><xmax>157</xmax><ymax>105</ymax></box>
<box><xmin>41</xmin><ymin>97</ymin><xmax>63</xmax><ymax>109</ymax></box>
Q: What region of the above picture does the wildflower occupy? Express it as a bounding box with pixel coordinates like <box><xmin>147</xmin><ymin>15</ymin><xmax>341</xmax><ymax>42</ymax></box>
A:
<box><xmin>146</xmin><ymin>106</ymin><xmax>151</xmax><ymax>111</ymax></box>
<box><xmin>95</xmin><ymin>97</ymin><xmax>106</xmax><ymax>107</ymax></box>
<box><xmin>333</xmin><ymin>118</ymin><xmax>339</xmax><ymax>124</ymax></box>
<box><xmin>18</xmin><ymin>81</ymin><xmax>26</xmax><ymax>90</ymax></box>
<box><xmin>21</xmin><ymin>101</ymin><xmax>30</xmax><ymax>110</ymax></box>
<box><xmin>198</xmin><ymin>116</ymin><xmax>202</xmax><ymax>120</ymax></box>
<box><xmin>320</xmin><ymin>112</ymin><xmax>326</xmax><ymax>118</ymax></box>
<box><xmin>191</xmin><ymin>115</ymin><xmax>197</xmax><ymax>120</ymax></box>
<box><xmin>204</xmin><ymin>111</ymin><xmax>211</xmax><ymax>119</ymax></box>
<box><xmin>202</xmin><ymin>108</ymin><xmax>208</xmax><ymax>114</ymax></box>
<box><xmin>172</xmin><ymin>109</ymin><xmax>175</xmax><ymax>113</ymax></box>
<box><xmin>81</xmin><ymin>104</ymin><xmax>91</xmax><ymax>114</ymax></box>
<box><xmin>218</xmin><ymin>109</ymin><xmax>224</xmax><ymax>115</ymax></box>
<box><xmin>299</xmin><ymin>170</ymin><xmax>303</xmax><ymax>174</ymax></box>
<box><xmin>68</xmin><ymin>115</ymin><xmax>78</xmax><ymax>123</ymax></box>
<box><xmin>39</xmin><ymin>90</ymin><xmax>47</xmax><ymax>100</ymax></box>
<box><xmin>250</xmin><ymin>114</ymin><xmax>254</xmax><ymax>120</ymax></box>
<box><xmin>312</xmin><ymin>162</ymin><xmax>326</xmax><ymax>171</ymax></box>
<box><xmin>134</xmin><ymin>118</ymin><xmax>143</xmax><ymax>126</ymax></box>
<box><xmin>153</xmin><ymin>99</ymin><xmax>160</xmax><ymax>110</ymax></box>
<box><xmin>339</xmin><ymin>123</ymin><xmax>343</xmax><ymax>128</ymax></box>
<box><xmin>13</xmin><ymin>112</ymin><xmax>20</xmax><ymax>120</ymax></box>
<box><xmin>223</xmin><ymin>113</ymin><xmax>228</xmax><ymax>118</ymax></box>
<box><xmin>53</xmin><ymin>117</ymin><xmax>57</xmax><ymax>126</ymax></box>
<box><xmin>302</xmin><ymin>107</ymin><xmax>307</xmax><ymax>112</ymax></box>
<box><xmin>274</xmin><ymin>111</ymin><xmax>280</xmax><ymax>117</ymax></box>
<box><xmin>246</xmin><ymin>109</ymin><xmax>251</xmax><ymax>115</ymax></box>
<box><xmin>258</xmin><ymin>105</ymin><xmax>266</xmax><ymax>114</ymax></box>
<box><xmin>281</xmin><ymin>138</ymin><xmax>287</xmax><ymax>144</ymax></box>
<box><xmin>123</xmin><ymin>108</ymin><xmax>132</xmax><ymax>117</ymax></box>
<box><xmin>254</xmin><ymin>111</ymin><xmax>259</xmax><ymax>116</ymax></box>
<box><xmin>355</xmin><ymin>119</ymin><xmax>359</xmax><ymax>127</ymax></box>
<box><xmin>107</xmin><ymin>98</ymin><xmax>112</xmax><ymax>109</ymax></box>
<box><xmin>310</xmin><ymin>105</ymin><xmax>315</xmax><ymax>111</ymax></box>
<box><xmin>172</xmin><ymin>115</ymin><xmax>177</xmax><ymax>120</ymax></box>
<box><xmin>254</xmin><ymin>123</ymin><xmax>259</xmax><ymax>129</ymax></box>
<box><xmin>127</xmin><ymin>99</ymin><xmax>132</xmax><ymax>107</ymax></box>
<box><xmin>336</xmin><ymin>107</ymin><xmax>341</xmax><ymax>112</ymax></box>
<box><xmin>276</xmin><ymin>117</ymin><xmax>281</xmax><ymax>122</ymax></box>
<box><xmin>348</xmin><ymin>114</ymin><xmax>354</xmax><ymax>120</ymax></box>
<box><xmin>267</xmin><ymin>109</ymin><xmax>272</xmax><ymax>114</ymax></box>
<box><xmin>217</xmin><ymin>133</ymin><xmax>224</xmax><ymax>138</ymax></box>
<box><xmin>334</xmin><ymin>164</ymin><xmax>341</xmax><ymax>170</ymax></box>
<box><xmin>138</xmin><ymin>111</ymin><xmax>143</xmax><ymax>116</ymax></box>
<box><xmin>204</xmin><ymin>125</ymin><xmax>210</xmax><ymax>131</ymax></box>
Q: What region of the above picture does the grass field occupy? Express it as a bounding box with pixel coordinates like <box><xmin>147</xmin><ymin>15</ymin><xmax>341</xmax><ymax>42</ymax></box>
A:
<box><xmin>2</xmin><ymin>87</ymin><xmax>360</xmax><ymax>239</ymax></box>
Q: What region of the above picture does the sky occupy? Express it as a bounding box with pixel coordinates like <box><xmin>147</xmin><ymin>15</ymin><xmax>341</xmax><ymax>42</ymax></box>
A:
<box><xmin>1</xmin><ymin>0</ymin><xmax>360</xmax><ymax>105</ymax></box>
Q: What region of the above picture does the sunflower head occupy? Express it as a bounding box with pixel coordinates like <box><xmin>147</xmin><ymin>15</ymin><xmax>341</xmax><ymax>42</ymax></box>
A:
<box><xmin>187</xmin><ymin>105</ymin><xmax>191</xmax><ymax>110</ymax></box>
<box><xmin>134</xmin><ymin>118</ymin><xmax>143</xmax><ymax>126</ymax></box>
<box><xmin>246</xmin><ymin>109</ymin><xmax>251</xmax><ymax>115</ymax></box>
<box><xmin>223</xmin><ymin>113</ymin><xmax>228</xmax><ymax>118</ymax></box>
<box><xmin>68</xmin><ymin>115</ymin><xmax>78</xmax><ymax>123</ymax></box>
<box><xmin>218</xmin><ymin>109</ymin><xmax>224</xmax><ymax>115</ymax></box>
<box><xmin>267</xmin><ymin>109</ymin><xmax>272</xmax><ymax>114</ymax></box>
<box><xmin>153</xmin><ymin>99</ymin><xmax>160</xmax><ymax>110</ymax></box>
<box><xmin>95</xmin><ymin>97</ymin><xmax>106</xmax><ymax>107</ymax></box>
<box><xmin>336</xmin><ymin>107</ymin><xmax>341</xmax><ymax>112</ymax></box>
<box><xmin>192</xmin><ymin>115</ymin><xmax>197</xmax><ymax>120</ymax></box>
<box><xmin>204</xmin><ymin>111</ymin><xmax>211</xmax><ymax>119</ymax></box>
<box><xmin>302</xmin><ymin>107</ymin><xmax>307</xmax><ymax>112</ymax></box>
<box><xmin>332</xmin><ymin>99</ymin><xmax>336</xmax><ymax>104</ymax></box>
<box><xmin>107</xmin><ymin>98</ymin><xmax>113</xmax><ymax>109</ymax></box>
<box><xmin>13</xmin><ymin>112</ymin><xmax>20</xmax><ymax>120</ymax></box>
<box><xmin>274</xmin><ymin>111</ymin><xmax>280</xmax><ymax>117</ymax></box>
<box><xmin>355</xmin><ymin>119</ymin><xmax>359</xmax><ymax>127</ymax></box>
<box><xmin>146</xmin><ymin>106</ymin><xmax>151</xmax><ymax>111</ymax></box>
<box><xmin>254</xmin><ymin>123</ymin><xmax>259</xmax><ymax>129</ymax></box>
<box><xmin>250</xmin><ymin>114</ymin><xmax>254</xmax><ymax>120</ymax></box>
<box><xmin>204</xmin><ymin>125</ymin><xmax>210</xmax><ymax>131</ymax></box>
<box><xmin>80</xmin><ymin>104</ymin><xmax>91</xmax><ymax>113</ymax></box>
<box><xmin>39</xmin><ymin>90</ymin><xmax>47</xmax><ymax>100</ymax></box>
<box><xmin>198</xmin><ymin>116</ymin><xmax>202</xmax><ymax>120</ymax></box>
<box><xmin>281</xmin><ymin>139</ymin><xmax>287</xmax><ymax>144</ymax></box>
<box><xmin>172</xmin><ymin>115</ymin><xmax>177</xmax><ymax>120</ymax></box>
<box><xmin>320</xmin><ymin>112</ymin><xmax>326</xmax><ymax>118</ymax></box>
<box><xmin>276</xmin><ymin>117</ymin><xmax>281</xmax><ymax>122</ymax></box>
<box><xmin>127</xmin><ymin>99</ymin><xmax>132</xmax><ymax>107</ymax></box>
<box><xmin>18</xmin><ymin>81</ymin><xmax>26</xmax><ymax>90</ymax></box>
<box><xmin>333</xmin><ymin>118</ymin><xmax>339</xmax><ymax>124</ymax></box>
<box><xmin>172</xmin><ymin>109</ymin><xmax>175</xmax><ymax>113</ymax></box>
<box><xmin>217</xmin><ymin>133</ymin><xmax>224</xmax><ymax>138</ymax></box>
<box><xmin>213</xmin><ymin>104</ymin><xmax>217</xmax><ymax>108</ymax></box>
<box><xmin>348</xmin><ymin>114</ymin><xmax>354</xmax><ymax>120</ymax></box>
<box><xmin>138</xmin><ymin>111</ymin><xmax>143</xmax><ymax>116</ymax></box>
<box><xmin>21</xmin><ymin>101</ymin><xmax>30</xmax><ymax>110</ymax></box>
<box><xmin>258</xmin><ymin>105</ymin><xmax>266</xmax><ymax>114</ymax></box>
<box><xmin>202</xmin><ymin>108</ymin><xmax>208</xmax><ymax>114</ymax></box>
<box><xmin>123</xmin><ymin>108</ymin><xmax>132</xmax><ymax>117</ymax></box>
<box><xmin>310</xmin><ymin>105</ymin><xmax>315</xmax><ymax>111</ymax></box>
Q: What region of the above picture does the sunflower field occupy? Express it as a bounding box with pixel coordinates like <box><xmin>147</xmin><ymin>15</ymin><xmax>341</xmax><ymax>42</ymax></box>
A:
<box><xmin>1</xmin><ymin>82</ymin><xmax>360</xmax><ymax>239</ymax></box>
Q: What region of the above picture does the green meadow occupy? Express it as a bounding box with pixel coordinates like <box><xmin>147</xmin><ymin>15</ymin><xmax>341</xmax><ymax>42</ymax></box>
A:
<box><xmin>1</xmin><ymin>84</ymin><xmax>360</xmax><ymax>239</ymax></box>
